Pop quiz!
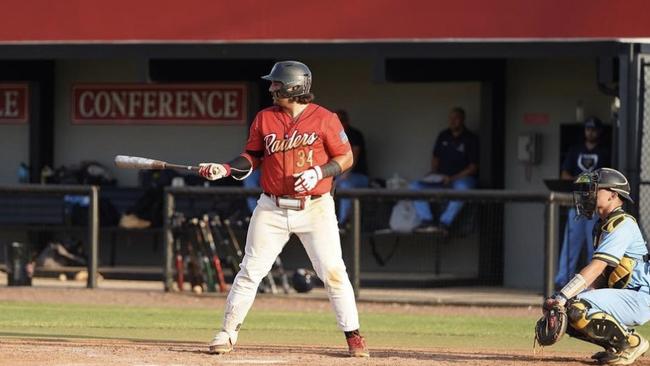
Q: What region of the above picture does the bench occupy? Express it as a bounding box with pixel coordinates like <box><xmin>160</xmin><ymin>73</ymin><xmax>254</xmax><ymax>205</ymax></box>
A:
<box><xmin>353</xmin><ymin>199</ymin><xmax>480</xmax><ymax>275</ymax></box>
<box><xmin>0</xmin><ymin>188</ymin><xmax>158</xmax><ymax>270</ymax></box>
<box><xmin>0</xmin><ymin>186</ymin><xmax>250</xmax><ymax>272</ymax></box>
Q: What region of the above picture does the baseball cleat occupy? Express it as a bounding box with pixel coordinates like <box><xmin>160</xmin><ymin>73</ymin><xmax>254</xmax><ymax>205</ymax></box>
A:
<box><xmin>346</xmin><ymin>333</ymin><xmax>370</xmax><ymax>358</ymax></box>
<box><xmin>209</xmin><ymin>331</ymin><xmax>234</xmax><ymax>355</ymax></box>
<box><xmin>608</xmin><ymin>335</ymin><xmax>649</xmax><ymax>365</ymax></box>
<box><xmin>591</xmin><ymin>348</ymin><xmax>619</xmax><ymax>364</ymax></box>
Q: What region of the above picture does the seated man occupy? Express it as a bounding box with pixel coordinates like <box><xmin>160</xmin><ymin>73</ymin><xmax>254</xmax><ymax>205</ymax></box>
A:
<box><xmin>410</xmin><ymin>107</ymin><xmax>478</xmax><ymax>233</ymax></box>
<box><xmin>334</xmin><ymin>110</ymin><xmax>369</xmax><ymax>230</ymax></box>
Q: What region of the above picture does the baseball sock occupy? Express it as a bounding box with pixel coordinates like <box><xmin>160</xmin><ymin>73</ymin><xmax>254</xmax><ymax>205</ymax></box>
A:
<box><xmin>344</xmin><ymin>330</ymin><xmax>360</xmax><ymax>339</ymax></box>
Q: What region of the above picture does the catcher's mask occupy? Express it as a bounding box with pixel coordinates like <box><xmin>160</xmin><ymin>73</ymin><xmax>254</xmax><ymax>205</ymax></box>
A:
<box><xmin>262</xmin><ymin>61</ymin><xmax>312</xmax><ymax>99</ymax></box>
<box><xmin>573</xmin><ymin>168</ymin><xmax>633</xmax><ymax>219</ymax></box>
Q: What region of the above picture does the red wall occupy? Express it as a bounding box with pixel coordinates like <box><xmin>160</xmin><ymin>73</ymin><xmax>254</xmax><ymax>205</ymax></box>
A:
<box><xmin>4</xmin><ymin>0</ymin><xmax>650</xmax><ymax>43</ymax></box>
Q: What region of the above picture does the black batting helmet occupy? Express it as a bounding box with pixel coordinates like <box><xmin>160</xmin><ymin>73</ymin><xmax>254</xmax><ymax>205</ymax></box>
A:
<box><xmin>292</xmin><ymin>268</ymin><xmax>314</xmax><ymax>293</ymax></box>
<box><xmin>262</xmin><ymin>61</ymin><xmax>312</xmax><ymax>98</ymax></box>
<box><xmin>573</xmin><ymin>167</ymin><xmax>633</xmax><ymax>219</ymax></box>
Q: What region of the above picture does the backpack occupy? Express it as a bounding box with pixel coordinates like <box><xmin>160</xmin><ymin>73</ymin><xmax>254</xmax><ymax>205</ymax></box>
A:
<box><xmin>388</xmin><ymin>200</ymin><xmax>421</xmax><ymax>233</ymax></box>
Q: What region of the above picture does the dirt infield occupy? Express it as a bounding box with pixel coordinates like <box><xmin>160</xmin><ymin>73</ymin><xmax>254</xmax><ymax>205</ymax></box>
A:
<box><xmin>0</xmin><ymin>286</ymin><xmax>647</xmax><ymax>366</ymax></box>
<box><xmin>0</xmin><ymin>338</ymin><xmax>599</xmax><ymax>366</ymax></box>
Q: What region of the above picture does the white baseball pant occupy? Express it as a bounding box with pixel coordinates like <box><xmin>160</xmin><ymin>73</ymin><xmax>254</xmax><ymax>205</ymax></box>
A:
<box><xmin>219</xmin><ymin>192</ymin><xmax>360</xmax><ymax>343</ymax></box>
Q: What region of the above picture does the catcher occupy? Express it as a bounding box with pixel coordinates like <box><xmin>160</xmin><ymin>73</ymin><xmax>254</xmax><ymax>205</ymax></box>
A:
<box><xmin>536</xmin><ymin>168</ymin><xmax>650</xmax><ymax>365</ymax></box>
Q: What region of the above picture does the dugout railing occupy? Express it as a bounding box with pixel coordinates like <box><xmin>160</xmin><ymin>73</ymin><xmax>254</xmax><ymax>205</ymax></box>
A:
<box><xmin>0</xmin><ymin>184</ymin><xmax>100</xmax><ymax>288</ymax></box>
<box><xmin>163</xmin><ymin>187</ymin><xmax>573</xmax><ymax>298</ymax></box>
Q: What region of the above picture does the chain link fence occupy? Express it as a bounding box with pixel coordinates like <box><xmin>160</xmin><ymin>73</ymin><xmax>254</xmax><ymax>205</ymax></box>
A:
<box><xmin>639</xmin><ymin>63</ymin><xmax>650</xmax><ymax>238</ymax></box>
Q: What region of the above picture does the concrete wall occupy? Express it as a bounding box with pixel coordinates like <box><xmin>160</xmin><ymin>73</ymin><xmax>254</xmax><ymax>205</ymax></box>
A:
<box><xmin>0</xmin><ymin>124</ymin><xmax>28</xmax><ymax>184</ymax></box>
<box><xmin>308</xmin><ymin>59</ymin><xmax>481</xmax><ymax>181</ymax></box>
<box><xmin>52</xmin><ymin>59</ymin><xmax>480</xmax><ymax>186</ymax></box>
<box><xmin>502</xmin><ymin>58</ymin><xmax>614</xmax><ymax>289</ymax></box>
<box><xmin>54</xmin><ymin>59</ymin><xmax>250</xmax><ymax>186</ymax></box>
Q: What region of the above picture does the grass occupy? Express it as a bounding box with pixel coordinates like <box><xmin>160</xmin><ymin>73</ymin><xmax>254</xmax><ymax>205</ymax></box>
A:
<box><xmin>0</xmin><ymin>301</ymin><xmax>648</xmax><ymax>354</ymax></box>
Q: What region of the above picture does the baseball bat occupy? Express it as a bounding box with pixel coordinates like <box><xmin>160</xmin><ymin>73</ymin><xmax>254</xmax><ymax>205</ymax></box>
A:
<box><xmin>114</xmin><ymin>155</ymin><xmax>199</xmax><ymax>171</ymax></box>
<box><xmin>199</xmin><ymin>216</ymin><xmax>227</xmax><ymax>293</ymax></box>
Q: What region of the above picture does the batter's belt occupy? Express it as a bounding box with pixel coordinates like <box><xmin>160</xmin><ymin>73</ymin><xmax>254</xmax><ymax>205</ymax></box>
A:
<box><xmin>263</xmin><ymin>192</ymin><xmax>323</xmax><ymax>210</ymax></box>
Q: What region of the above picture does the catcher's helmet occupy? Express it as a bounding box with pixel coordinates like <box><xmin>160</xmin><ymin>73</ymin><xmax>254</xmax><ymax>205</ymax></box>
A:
<box><xmin>262</xmin><ymin>61</ymin><xmax>312</xmax><ymax>98</ymax></box>
<box><xmin>292</xmin><ymin>268</ymin><xmax>314</xmax><ymax>293</ymax></box>
<box><xmin>574</xmin><ymin>167</ymin><xmax>633</xmax><ymax>219</ymax></box>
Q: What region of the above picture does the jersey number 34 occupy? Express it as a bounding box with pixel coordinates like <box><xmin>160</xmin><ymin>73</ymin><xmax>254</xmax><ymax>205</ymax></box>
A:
<box><xmin>297</xmin><ymin>149</ymin><xmax>314</xmax><ymax>167</ymax></box>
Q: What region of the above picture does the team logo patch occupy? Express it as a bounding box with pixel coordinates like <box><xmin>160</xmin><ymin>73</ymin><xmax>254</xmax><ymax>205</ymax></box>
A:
<box><xmin>339</xmin><ymin>130</ymin><xmax>349</xmax><ymax>143</ymax></box>
<box><xmin>578</xmin><ymin>154</ymin><xmax>599</xmax><ymax>172</ymax></box>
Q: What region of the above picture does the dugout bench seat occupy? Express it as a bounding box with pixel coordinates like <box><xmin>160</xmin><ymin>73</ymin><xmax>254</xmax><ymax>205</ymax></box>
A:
<box><xmin>0</xmin><ymin>186</ymin><xmax>249</xmax><ymax>272</ymax></box>
<box><xmin>354</xmin><ymin>200</ymin><xmax>479</xmax><ymax>275</ymax></box>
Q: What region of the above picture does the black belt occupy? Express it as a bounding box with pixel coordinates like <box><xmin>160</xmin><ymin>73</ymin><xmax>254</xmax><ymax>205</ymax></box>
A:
<box><xmin>263</xmin><ymin>192</ymin><xmax>323</xmax><ymax>200</ymax></box>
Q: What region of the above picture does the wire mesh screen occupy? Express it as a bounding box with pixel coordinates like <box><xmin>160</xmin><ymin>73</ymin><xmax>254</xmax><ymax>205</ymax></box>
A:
<box><xmin>165</xmin><ymin>188</ymin><xmax>563</xmax><ymax>292</ymax></box>
<box><xmin>338</xmin><ymin>196</ymin><xmax>506</xmax><ymax>287</ymax></box>
<box><xmin>639</xmin><ymin>63</ymin><xmax>650</xmax><ymax>238</ymax></box>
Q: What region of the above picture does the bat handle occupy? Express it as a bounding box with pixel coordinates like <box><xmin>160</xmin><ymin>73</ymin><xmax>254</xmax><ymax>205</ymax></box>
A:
<box><xmin>165</xmin><ymin>163</ymin><xmax>200</xmax><ymax>171</ymax></box>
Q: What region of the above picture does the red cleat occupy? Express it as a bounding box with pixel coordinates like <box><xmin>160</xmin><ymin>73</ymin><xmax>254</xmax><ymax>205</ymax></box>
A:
<box><xmin>346</xmin><ymin>333</ymin><xmax>370</xmax><ymax>358</ymax></box>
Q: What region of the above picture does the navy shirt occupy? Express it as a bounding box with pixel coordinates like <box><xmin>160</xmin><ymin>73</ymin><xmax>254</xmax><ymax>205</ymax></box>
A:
<box><xmin>345</xmin><ymin>126</ymin><xmax>368</xmax><ymax>175</ymax></box>
<box><xmin>561</xmin><ymin>143</ymin><xmax>610</xmax><ymax>176</ymax></box>
<box><xmin>433</xmin><ymin>128</ymin><xmax>479</xmax><ymax>176</ymax></box>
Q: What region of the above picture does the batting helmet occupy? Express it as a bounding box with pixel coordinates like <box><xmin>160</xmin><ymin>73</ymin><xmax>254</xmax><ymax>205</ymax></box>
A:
<box><xmin>574</xmin><ymin>167</ymin><xmax>633</xmax><ymax>218</ymax></box>
<box><xmin>292</xmin><ymin>268</ymin><xmax>314</xmax><ymax>293</ymax></box>
<box><xmin>261</xmin><ymin>61</ymin><xmax>312</xmax><ymax>98</ymax></box>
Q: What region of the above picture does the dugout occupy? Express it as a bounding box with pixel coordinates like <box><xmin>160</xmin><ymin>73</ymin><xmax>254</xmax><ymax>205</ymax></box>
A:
<box><xmin>0</xmin><ymin>1</ymin><xmax>649</xmax><ymax>291</ymax></box>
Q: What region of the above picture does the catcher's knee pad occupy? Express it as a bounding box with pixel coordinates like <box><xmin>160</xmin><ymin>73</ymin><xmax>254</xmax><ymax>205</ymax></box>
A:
<box><xmin>567</xmin><ymin>299</ymin><xmax>634</xmax><ymax>350</ymax></box>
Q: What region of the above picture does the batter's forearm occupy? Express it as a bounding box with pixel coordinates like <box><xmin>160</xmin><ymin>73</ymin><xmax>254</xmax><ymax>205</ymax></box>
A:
<box><xmin>241</xmin><ymin>150</ymin><xmax>263</xmax><ymax>169</ymax></box>
<box><xmin>319</xmin><ymin>160</ymin><xmax>343</xmax><ymax>178</ymax></box>
<box><xmin>320</xmin><ymin>152</ymin><xmax>352</xmax><ymax>178</ymax></box>
<box><xmin>229</xmin><ymin>155</ymin><xmax>252</xmax><ymax>171</ymax></box>
<box><xmin>227</xmin><ymin>154</ymin><xmax>255</xmax><ymax>180</ymax></box>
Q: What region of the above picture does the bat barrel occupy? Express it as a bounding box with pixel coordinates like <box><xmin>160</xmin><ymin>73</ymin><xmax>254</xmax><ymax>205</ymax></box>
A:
<box><xmin>115</xmin><ymin>155</ymin><xmax>198</xmax><ymax>171</ymax></box>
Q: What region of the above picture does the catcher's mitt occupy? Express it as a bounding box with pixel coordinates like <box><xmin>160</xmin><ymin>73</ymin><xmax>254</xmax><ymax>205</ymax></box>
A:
<box><xmin>534</xmin><ymin>304</ymin><xmax>568</xmax><ymax>347</ymax></box>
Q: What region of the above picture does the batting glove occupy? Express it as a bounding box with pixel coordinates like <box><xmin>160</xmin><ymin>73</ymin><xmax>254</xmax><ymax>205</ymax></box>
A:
<box><xmin>293</xmin><ymin>166</ymin><xmax>323</xmax><ymax>193</ymax></box>
<box><xmin>198</xmin><ymin>163</ymin><xmax>231</xmax><ymax>181</ymax></box>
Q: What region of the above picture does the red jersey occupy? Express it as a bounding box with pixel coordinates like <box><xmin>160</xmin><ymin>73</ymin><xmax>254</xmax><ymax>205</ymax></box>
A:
<box><xmin>241</xmin><ymin>103</ymin><xmax>351</xmax><ymax>196</ymax></box>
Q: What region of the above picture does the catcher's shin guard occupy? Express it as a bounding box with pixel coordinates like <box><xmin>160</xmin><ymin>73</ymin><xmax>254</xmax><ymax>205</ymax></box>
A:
<box><xmin>566</xmin><ymin>299</ymin><xmax>638</xmax><ymax>352</ymax></box>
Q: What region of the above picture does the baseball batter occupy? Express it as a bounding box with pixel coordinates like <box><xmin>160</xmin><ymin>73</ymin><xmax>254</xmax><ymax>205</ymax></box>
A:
<box><xmin>198</xmin><ymin>61</ymin><xmax>369</xmax><ymax>357</ymax></box>
<box><xmin>543</xmin><ymin>168</ymin><xmax>650</xmax><ymax>365</ymax></box>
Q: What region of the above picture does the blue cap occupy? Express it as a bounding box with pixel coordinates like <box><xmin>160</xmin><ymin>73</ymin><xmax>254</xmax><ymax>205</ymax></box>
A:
<box><xmin>584</xmin><ymin>116</ymin><xmax>603</xmax><ymax>129</ymax></box>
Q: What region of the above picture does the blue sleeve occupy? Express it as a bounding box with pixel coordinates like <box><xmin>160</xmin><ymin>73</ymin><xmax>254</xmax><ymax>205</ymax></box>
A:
<box><xmin>592</xmin><ymin>219</ymin><xmax>635</xmax><ymax>266</ymax></box>
<box><xmin>561</xmin><ymin>147</ymin><xmax>577</xmax><ymax>174</ymax></box>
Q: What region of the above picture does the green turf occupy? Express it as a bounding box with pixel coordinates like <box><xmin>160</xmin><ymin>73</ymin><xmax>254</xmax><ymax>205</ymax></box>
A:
<box><xmin>0</xmin><ymin>301</ymin><xmax>647</xmax><ymax>353</ymax></box>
